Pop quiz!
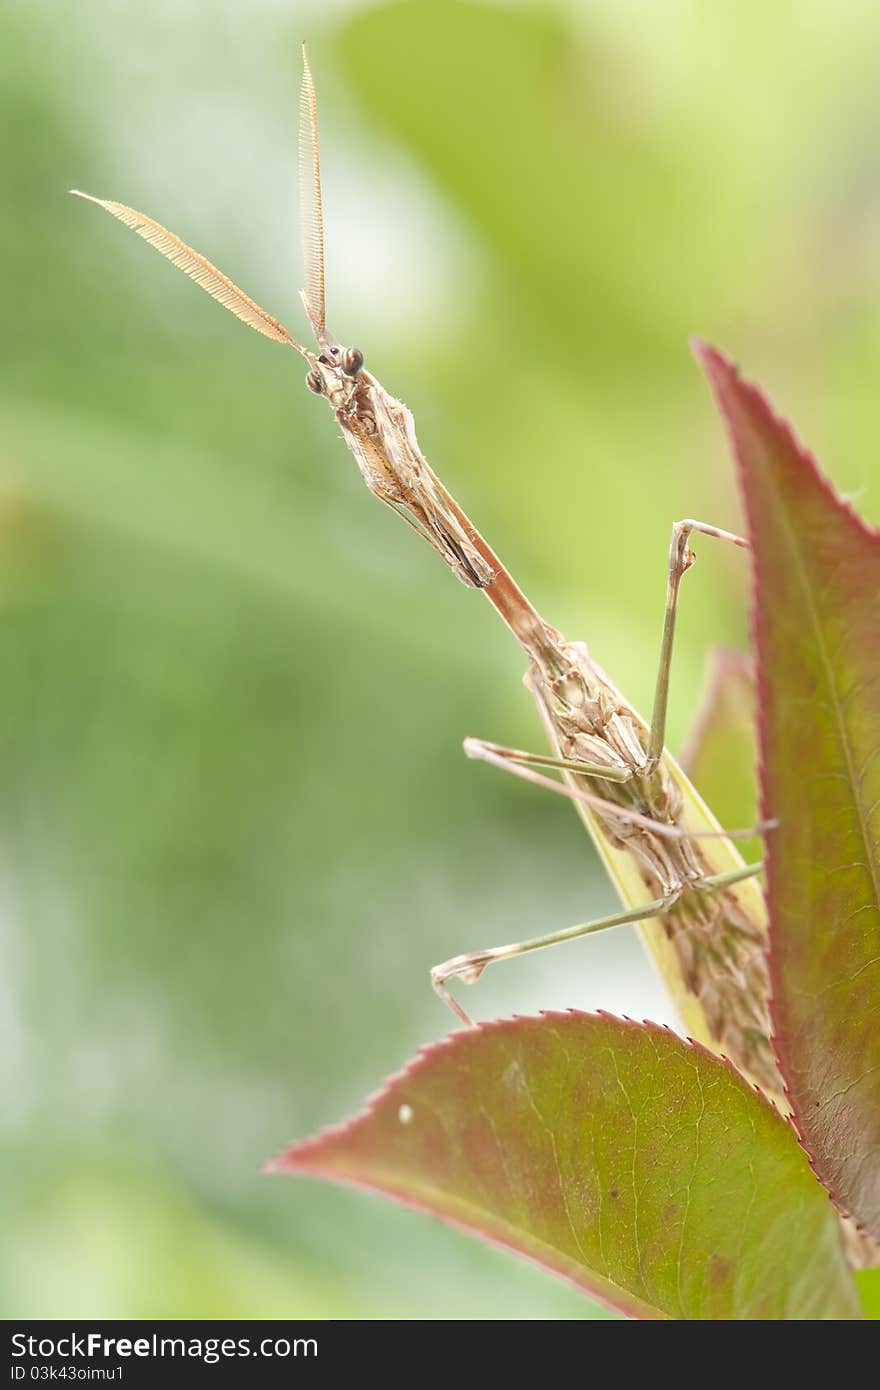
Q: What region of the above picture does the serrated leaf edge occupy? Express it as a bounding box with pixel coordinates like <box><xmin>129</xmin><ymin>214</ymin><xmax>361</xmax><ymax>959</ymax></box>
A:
<box><xmin>693</xmin><ymin>338</ymin><xmax>880</xmax><ymax>1239</ymax></box>
<box><xmin>262</xmin><ymin>1009</ymin><xmax>799</xmax><ymax>1319</ymax></box>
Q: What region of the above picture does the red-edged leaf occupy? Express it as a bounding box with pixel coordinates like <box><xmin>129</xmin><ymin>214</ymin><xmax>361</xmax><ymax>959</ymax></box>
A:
<box><xmin>680</xmin><ymin>646</ymin><xmax>761</xmax><ymax>865</ymax></box>
<box><xmin>697</xmin><ymin>342</ymin><xmax>880</xmax><ymax>1240</ymax></box>
<box><xmin>267</xmin><ymin>1013</ymin><xmax>859</xmax><ymax>1319</ymax></box>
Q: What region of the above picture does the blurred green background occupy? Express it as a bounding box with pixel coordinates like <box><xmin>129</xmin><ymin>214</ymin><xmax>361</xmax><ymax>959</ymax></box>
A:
<box><xmin>2</xmin><ymin>0</ymin><xmax>879</xmax><ymax>1320</ymax></box>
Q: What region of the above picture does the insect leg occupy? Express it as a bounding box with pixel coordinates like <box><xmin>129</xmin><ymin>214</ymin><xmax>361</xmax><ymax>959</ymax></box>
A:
<box><xmin>644</xmin><ymin>519</ymin><xmax>749</xmax><ymax>776</ymax></box>
<box><xmin>432</xmin><ymin>860</ymin><xmax>764</xmax><ymax>1026</ymax></box>
<box><xmin>464</xmin><ymin>736</ymin><xmax>633</xmax><ymax>783</ymax></box>
<box><xmin>463</xmin><ymin>736</ymin><xmax>774</xmax><ymax>842</ymax></box>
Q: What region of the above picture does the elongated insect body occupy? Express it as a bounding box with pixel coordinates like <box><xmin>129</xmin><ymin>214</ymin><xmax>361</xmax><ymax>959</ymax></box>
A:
<box><xmin>303</xmin><ymin>341</ymin><xmax>494</xmax><ymax>588</ymax></box>
<box><xmin>342</xmin><ymin>375</ymin><xmax>495</xmax><ymax>589</ymax></box>
<box><xmin>71</xmin><ymin>45</ymin><xmax>781</xmax><ymax>1108</ymax></box>
<box><xmin>526</xmin><ymin>649</ymin><xmax>774</xmax><ymax>1092</ymax></box>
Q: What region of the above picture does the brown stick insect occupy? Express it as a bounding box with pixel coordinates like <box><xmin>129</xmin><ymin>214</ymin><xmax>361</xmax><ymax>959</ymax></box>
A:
<box><xmin>72</xmin><ymin>46</ymin><xmax>783</xmax><ymax>1107</ymax></box>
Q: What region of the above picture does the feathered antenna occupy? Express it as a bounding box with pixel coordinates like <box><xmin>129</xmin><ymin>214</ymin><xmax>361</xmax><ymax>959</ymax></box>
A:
<box><xmin>70</xmin><ymin>191</ymin><xmax>306</xmax><ymax>352</ymax></box>
<box><xmin>299</xmin><ymin>43</ymin><xmax>331</xmax><ymax>346</ymax></box>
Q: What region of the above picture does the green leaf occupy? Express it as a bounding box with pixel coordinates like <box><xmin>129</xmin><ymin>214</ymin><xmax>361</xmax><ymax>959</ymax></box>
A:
<box><xmin>267</xmin><ymin>1013</ymin><xmax>860</xmax><ymax>1319</ymax></box>
<box><xmin>679</xmin><ymin>646</ymin><xmax>762</xmax><ymax>866</ymax></box>
<box><xmin>696</xmin><ymin>342</ymin><xmax>880</xmax><ymax>1242</ymax></box>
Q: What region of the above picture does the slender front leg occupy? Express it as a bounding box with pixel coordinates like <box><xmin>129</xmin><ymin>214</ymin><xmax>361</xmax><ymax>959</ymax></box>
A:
<box><xmin>464</xmin><ymin>737</ymin><xmax>633</xmax><ymax>783</ymax></box>
<box><xmin>464</xmin><ymin>736</ymin><xmax>773</xmax><ymax>842</ymax></box>
<box><xmin>432</xmin><ymin>861</ymin><xmax>764</xmax><ymax>1026</ymax></box>
<box><xmin>644</xmin><ymin>519</ymin><xmax>749</xmax><ymax>776</ymax></box>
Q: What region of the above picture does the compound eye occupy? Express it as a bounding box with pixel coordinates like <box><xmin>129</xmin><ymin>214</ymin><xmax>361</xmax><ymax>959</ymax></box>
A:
<box><xmin>342</xmin><ymin>346</ymin><xmax>364</xmax><ymax>377</ymax></box>
<box><xmin>305</xmin><ymin>370</ymin><xmax>323</xmax><ymax>395</ymax></box>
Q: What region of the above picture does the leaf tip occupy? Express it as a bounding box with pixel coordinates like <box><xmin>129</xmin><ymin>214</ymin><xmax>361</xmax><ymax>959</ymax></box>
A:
<box><xmin>690</xmin><ymin>336</ymin><xmax>743</xmax><ymax>398</ymax></box>
<box><xmin>259</xmin><ymin>1151</ymin><xmax>288</xmax><ymax>1176</ymax></box>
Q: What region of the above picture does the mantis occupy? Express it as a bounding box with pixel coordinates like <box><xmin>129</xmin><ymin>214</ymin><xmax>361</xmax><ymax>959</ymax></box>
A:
<box><xmin>72</xmin><ymin>47</ymin><xmax>782</xmax><ymax>1107</ymax></box>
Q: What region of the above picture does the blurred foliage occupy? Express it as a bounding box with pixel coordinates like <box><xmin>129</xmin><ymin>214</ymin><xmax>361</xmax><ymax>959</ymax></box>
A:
<box><xmin>1</xmin><ymin>0</ymin><xmax>879</xmax><ymax>1318</ymax></box>
<box><xmin>679</xmin><ymin>647</ymin><xmax>762</xmax><ymax>864</ymax></box>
